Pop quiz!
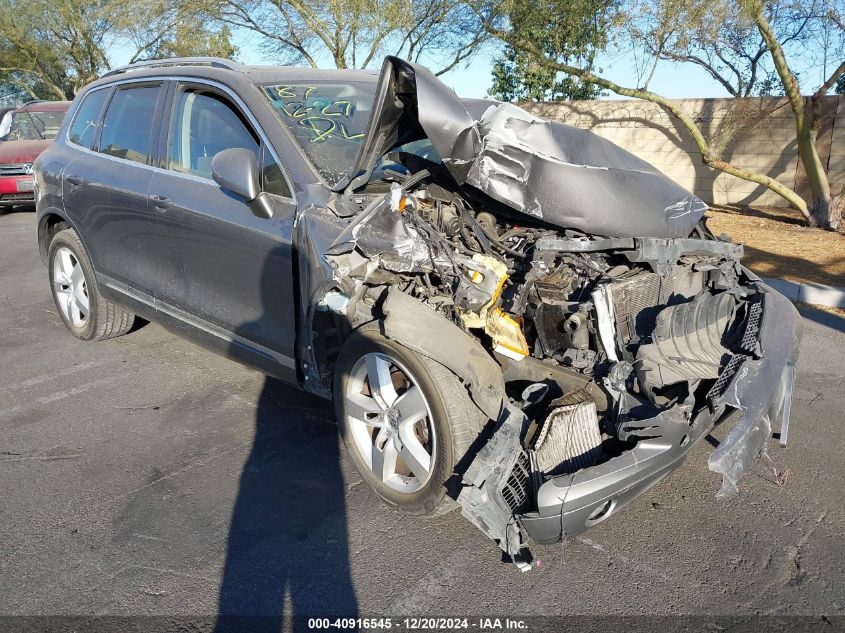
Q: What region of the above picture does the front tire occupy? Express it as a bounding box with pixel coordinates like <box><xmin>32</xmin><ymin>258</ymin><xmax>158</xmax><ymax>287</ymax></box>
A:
<box><xmin>48</xmin><ymin>228</ymin><xmax>135</xmax><ymax>341</ymax></box>
<box><xmin>334</xmin><ymin>323</ymin><xmax>488</xmax><ymax>516</ymax></box>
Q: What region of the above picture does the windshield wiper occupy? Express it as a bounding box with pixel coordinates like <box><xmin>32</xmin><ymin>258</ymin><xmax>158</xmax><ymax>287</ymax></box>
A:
<box><xmin>23</xmin><ymin>112</ymin><xmax>45</xmax><ymax>140</ymax></box>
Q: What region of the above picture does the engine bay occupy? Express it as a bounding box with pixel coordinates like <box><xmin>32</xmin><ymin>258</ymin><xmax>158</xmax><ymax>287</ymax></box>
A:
<box><xmin>322</xmin><ymin>170</ymin><xmax>770</xmax><ymax>538</ymax></box>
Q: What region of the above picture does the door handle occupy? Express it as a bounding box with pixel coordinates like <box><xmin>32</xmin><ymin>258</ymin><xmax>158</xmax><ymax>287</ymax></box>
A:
<box><xmin>66</xmin><ymin>174</ymin><xmax>85</xmax><ymax>187</ymax></box>
<box><xmin>149</xmin><ymin>194</ymin><xmax>173</xmax><ymax>210</ymax></box>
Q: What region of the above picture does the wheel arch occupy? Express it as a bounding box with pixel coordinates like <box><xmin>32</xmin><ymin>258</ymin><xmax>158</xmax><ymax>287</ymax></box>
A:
<box><xmin>312</xmin><ymin>285</ymin><xmax>505</xmax><ymax>419</ymax></box>
<box><xmin>37</xmin><ymin>208</ymin><xmax>87</xmax><ymax>266</ymax></box>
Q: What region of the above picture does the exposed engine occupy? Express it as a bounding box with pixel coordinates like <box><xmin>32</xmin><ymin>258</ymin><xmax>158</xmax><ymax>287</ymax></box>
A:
<box><xmin>321</xmin><ymin>170</ymin><xmax>788</xmax><ymax>566</ymax></box>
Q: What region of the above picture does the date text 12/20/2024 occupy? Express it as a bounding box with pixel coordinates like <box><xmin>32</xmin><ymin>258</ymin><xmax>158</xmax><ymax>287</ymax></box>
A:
<box><xmin>307</xmin><ymin>618</ymin><xmax>529</xmax><ymax>630</ymax></box>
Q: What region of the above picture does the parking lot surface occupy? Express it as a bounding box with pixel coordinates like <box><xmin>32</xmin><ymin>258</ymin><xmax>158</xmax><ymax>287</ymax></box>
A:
<box><xmin>1</xmin><ymin>209</ymin><xmax>843</xmax><ymax>619</ymax></box>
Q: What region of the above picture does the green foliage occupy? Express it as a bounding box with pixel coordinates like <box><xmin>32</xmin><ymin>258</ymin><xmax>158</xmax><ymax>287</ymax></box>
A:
<box><xmin>0</xmin><ymin>0</ymin><xmax>237</xmax><ymax>101</ymax></box>
<box><xmin>487</xmin><ymin>0</ymin><xmax>615</xmax><ymax>101</ymax></box>
<box><xmin>0</xmin><ymin>0</ymin><xmax>112</xmax><ymax>100</ymax></box>
<box><xmin>837</xmin><ymin>73</ymin><xmax>845</xmax><ymax>95</ymax></box>
<box><xmin>490</xmin><ymin>46</ymin><xmax>604</xmax><ymax>101</ymax></box>
<box><xmin>139</xmin><ymin>21</ymin><xmax>237</xmax><ymax>60</ymax></box>
<box><xmin>203</xmin><ymin>0</ymin><xmax>486</xmax><ymax>74</ymax></box>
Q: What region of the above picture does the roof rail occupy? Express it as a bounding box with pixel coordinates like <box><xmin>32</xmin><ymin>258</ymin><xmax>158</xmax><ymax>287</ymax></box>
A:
<box><xmin>102</xmin><ymin>57</ymin><xmax>243</xmax><ymax>78</ymax></box>
<box><xmin>22</xmin><ymin>99</ymin><xmax>47</xmax><ymax>105</ymax></box>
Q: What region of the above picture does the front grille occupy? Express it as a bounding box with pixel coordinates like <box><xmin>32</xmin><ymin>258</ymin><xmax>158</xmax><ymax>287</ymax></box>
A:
<box><xmin>0</xmin><ymin>163</ymin><xmax>30</xmax><ymax>177</ymax></box>
<box><xmin>502</xmin><ymin>450</ymin><xmax>532</xmax><ymax>513</ymax></box>
<box><xmin>707</xmin><ymin>353</ymin><xmax>749</xmax><ymax>407</ymax></box>
<box><xmin>740</xmin><ymin>300</ymin><xmax>763</xmax><ymax>354</ymax></box>
<box><xmin>0</xmin><ymin>192</ymin><xmax>34</xmax><ymax>201</ymax></box>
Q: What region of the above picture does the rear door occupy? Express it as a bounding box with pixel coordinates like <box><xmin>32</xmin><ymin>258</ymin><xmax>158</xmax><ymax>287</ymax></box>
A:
<box><xmin>147</xmin><ymin>81</ymin><xmax>298</xmax><ymax>378</ymax></box>
<box><xmin>63</xmin><ymin>82</ymin><xmax>165</xmax><ymax>297</ymax></box>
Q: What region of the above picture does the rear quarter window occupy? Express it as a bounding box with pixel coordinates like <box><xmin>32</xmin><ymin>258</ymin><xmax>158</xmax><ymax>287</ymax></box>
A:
<box><xmin>68</xmin><ymin>89</ymin><xmax>109</xmax><ymax>149</ymax></box>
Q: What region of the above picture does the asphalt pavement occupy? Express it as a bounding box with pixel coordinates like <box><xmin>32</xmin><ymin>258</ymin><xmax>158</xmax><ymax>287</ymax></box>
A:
<box><xmin>1</xmin><ymin>208</ymin><xmax>843</xmax><ymax>621</ymax></box>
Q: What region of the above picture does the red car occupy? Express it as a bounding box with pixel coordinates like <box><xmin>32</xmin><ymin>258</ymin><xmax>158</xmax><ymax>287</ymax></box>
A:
<box><xmin>0</xmin><ymin>101</ymin><xmax>70</xmax><ymax>208</ymax></box>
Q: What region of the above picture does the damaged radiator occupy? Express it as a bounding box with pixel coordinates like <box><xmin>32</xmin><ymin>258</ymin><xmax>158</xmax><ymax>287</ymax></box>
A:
<box><xmin>607</xmin><ymin>268</ymin><xmax>704</xmax><ymax>347</ymax></box>
<box><xmin>531</xmin><ymin>391</ymin><xmax>603</xmax><ymax>477</ymax></box>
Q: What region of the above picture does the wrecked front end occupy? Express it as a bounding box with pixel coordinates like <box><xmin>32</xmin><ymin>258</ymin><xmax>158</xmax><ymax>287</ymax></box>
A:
<box><xmin>309</xmin><ymin>57</ymin><xmax>802</xmax><ymax>566</ymax></box>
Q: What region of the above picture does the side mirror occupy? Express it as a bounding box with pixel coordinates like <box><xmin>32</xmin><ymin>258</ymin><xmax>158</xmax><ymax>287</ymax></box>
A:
<box><xmin>211</xmin><ymin>148</ymin><xmax>260</xmax><ymax>202</ymax></box>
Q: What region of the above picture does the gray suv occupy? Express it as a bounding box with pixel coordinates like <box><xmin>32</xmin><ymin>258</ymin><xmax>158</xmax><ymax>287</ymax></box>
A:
<box><xmin>35</xmin><ymin>56</ymin><xmax>801</xmax><ymax>567</ymax></box>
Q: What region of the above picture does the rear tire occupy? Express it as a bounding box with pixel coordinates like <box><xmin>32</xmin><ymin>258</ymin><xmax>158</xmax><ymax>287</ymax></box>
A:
<box><xmin>48</xmin><ymin>228</ymin><xmax>135</xmax><ymax>341</ymax></box>
<box><xmin>334</xmin><ymin>323</ymin><xmax>488</xmax><ymax>516</ymax></box>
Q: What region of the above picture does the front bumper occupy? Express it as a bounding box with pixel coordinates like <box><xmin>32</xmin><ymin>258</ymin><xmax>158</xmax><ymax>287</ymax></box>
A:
<box><xmin>520</xmin><ymin>406</ymin><xmax>717</xmax><ymax>543</ymax></box>
<box><xmin>0</xmin><ymin>175</ymin><xmax>35</xmax><ymax>205</ymax></box>
<box><xmin>518</xmin><ymin>281</ymin><xmax>802</xmax><ymax>544</ymax></box>
<box><xmin>457</xmin><ymin>280</ymin><xmax>802</xmax><ymax>558</ymax></box>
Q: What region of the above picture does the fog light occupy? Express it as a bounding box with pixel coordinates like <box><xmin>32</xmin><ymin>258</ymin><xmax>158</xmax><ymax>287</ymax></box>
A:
<box><xmin>585</xmin><ymin>498</ymin><xmax>615</xmax><ymax>526</ymax></box>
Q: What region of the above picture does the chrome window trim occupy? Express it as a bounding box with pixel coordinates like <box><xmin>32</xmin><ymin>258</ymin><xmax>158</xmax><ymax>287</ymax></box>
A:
<box><xmin>65</xmin><ymin>74</ymin><xmax>297</xmax><ymax>203</ymax></box>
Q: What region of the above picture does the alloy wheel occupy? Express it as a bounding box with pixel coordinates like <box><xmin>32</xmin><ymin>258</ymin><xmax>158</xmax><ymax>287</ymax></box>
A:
<box><xmin>52</xmin><ymin>246</ymin><xmax>89</xmax><ymax>328</ymax></box>
<box><xmin>345</xmin><ymin>352</ymin><xmax>436</xmax><ymax>493</ymax></box>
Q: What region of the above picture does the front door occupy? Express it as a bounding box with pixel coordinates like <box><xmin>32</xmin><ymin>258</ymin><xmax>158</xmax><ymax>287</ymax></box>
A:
<box><xmin>148</xmin><ymin>82</ymin><xmax>298</xmax><ymax>379</ymax></box>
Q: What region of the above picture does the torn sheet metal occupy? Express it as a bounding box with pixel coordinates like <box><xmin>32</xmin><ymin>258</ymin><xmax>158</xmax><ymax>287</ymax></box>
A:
<box><xmin>707</xmin><ymin>284</ymin><xmax>802</xmax><ymax>497</ymax></box>
<box><xmin>458</xmin><ymin>404</ymin><xmax>529</xmax><ymax>557</ymax></box>
<box><xmin>338</xmin><ymin>56</ymin><xmax>708</xmax><ymax>239</ymax></box>
<box><xmin>326</xmin><ymin>184</ymin><xmax>433</xmax><ymax>274</ymax></box>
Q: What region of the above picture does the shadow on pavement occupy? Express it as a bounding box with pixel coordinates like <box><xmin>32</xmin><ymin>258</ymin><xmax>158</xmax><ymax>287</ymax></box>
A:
<box><xmin>798</xmin><ymin>305</ymin><xmax>845</xmax><ymax>334</ymax></box>
<box><xmin>215</xmin><ymin>378</ymin><xmax>358</xmax><ymax>632</ymax></box>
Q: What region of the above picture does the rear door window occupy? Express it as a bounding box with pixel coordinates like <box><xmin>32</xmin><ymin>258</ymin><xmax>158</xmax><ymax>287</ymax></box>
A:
<box><xmin>68</xmin><ymin>88</ymin><xmax>109</xmax><ymax>149</ymax></box>
<box><xmin>98</xmin><ymin>84</ymin><xmax>162</xmax><ymax>164</ymax></box>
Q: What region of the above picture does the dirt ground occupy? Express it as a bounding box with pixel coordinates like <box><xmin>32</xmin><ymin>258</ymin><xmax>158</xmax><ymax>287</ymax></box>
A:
<box><xmin>706</xmin><ymin>205</ymin><xmax>845</xmax><ymax>287</ymax></box>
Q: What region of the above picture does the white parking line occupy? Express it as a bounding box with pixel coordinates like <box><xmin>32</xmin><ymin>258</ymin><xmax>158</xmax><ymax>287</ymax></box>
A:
<box><xmin>36</xmin><ymin>374</ymin><xmax>124</xmax><ymax>405</ymax></box>
<box><xmin>6</xmin><ymin>360</ymin><xmax>106</xmax><ymax>390</ymax></box>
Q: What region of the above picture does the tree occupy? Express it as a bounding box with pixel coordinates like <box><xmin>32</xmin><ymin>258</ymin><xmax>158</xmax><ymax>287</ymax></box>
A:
<box><xmin>490</xmin><ymin>47</ymin><xmax>605</xmax><ymax>100</ymax></box>
<box><xmin>626</xmin><ymin>0</ymin><xmax>814</xmax><ymax>97</ymax></box>
<box><xmin>479</xmin><ymin>0</ymin><xmax>844</xmax><ymax>228</ymax></box>
<box><xmin>0</xmin><ymin>0</ymin><xmax>238</xmax><ymax>101</ymax></box>
<box><xmin>205</xmin><ymin>0</ymin><xmax>488</xmax><ymax>74</ymax></box>
<box><xmin>134</xmin><ymin>20</ymin><xmax>237</xmax><ymax>61</ymax></box>
<box><xmin>747</xmin><ymin>0</ymin><xmax>844</xmax><ymax>228</ymax></box>
<box><xmin>489</xmin><ymin>0</ymin><xmax>614</xmax><ymax>101</ymax></box>
<box><xmin>0</xmin><ymin>0</ymin><xmax>112</xmax><ymax>100</ymax></box>
<box><xmin>116</xmin><ymin>0</ymin><xmax>237</xmax><ymax>64</ymax></box>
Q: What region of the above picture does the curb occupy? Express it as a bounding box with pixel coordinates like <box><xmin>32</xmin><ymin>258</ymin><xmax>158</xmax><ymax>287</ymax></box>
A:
<box><xmin>763</xmin><ymin>278</ymin><xmax>845</xmax><ymax>309</ymax></box>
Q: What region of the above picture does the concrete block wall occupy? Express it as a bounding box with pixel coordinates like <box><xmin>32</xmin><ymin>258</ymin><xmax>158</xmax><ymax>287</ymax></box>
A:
<box><xmin>829</xmin><ymin>97</ymin><xmax>845</xmax><ymax>199</ymax></box>
<box><xmin>522</xmin><ymin>96</ymin><xmax>842</xmax><ymax>207</ymax></box>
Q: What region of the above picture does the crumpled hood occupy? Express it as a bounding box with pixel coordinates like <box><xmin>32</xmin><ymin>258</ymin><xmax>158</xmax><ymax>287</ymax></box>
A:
<box><xmin>338</xmin><ymin>56</ymin><xmax>707</xmax><ymax>239</ymax></box>
<box><xmin>0</xmin><ymin>139</ymin><xmax>51</xmax><ymax>165</ymax></box>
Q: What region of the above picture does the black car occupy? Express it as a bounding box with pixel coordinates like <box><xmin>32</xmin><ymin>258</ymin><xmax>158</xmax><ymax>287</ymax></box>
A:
<box><xmin>34</xmin><ymin>56</ymin><xmax>801</xmax><ymax>568</ymax></box>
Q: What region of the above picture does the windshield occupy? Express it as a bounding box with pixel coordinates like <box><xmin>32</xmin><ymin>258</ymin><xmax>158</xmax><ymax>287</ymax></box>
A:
<box><xmin>1</xmin><ymin>110</ymin><xmax>65</xmax><ymax>141</ymax></box>
<box><xmin>264</xmin><ymin>81</ymin><xmax>375</xmax><ymax>184</ymax></box>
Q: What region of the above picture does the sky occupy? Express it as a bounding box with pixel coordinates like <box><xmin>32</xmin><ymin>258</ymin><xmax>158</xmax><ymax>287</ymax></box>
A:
<box><xmin>109</xmin><ymin>24</ymin><xmax>832</xmax><ymax>101</ymax></box>
<box><xmin>243</xmin><ymin>33</ymin><xmax>739</xmax><ymax>100</ymax></box>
